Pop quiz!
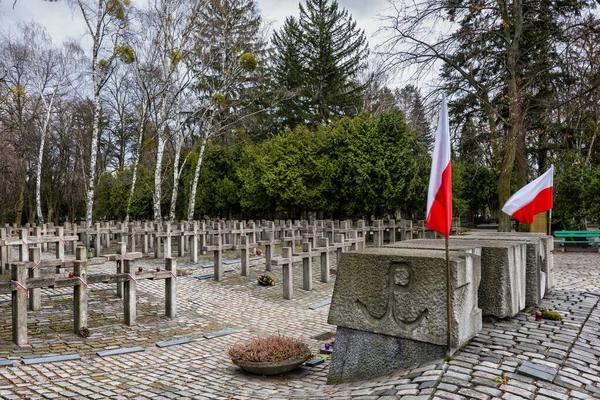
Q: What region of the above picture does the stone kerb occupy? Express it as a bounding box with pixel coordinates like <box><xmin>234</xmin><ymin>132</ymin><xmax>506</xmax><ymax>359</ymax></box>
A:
<box><xmin>327</xmin><ymin>247</ymin><xmax>482</xmax><ymax>383</ymax></box>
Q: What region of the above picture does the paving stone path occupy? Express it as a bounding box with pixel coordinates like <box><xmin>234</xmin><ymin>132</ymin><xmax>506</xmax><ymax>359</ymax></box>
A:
<box><xmin>0</xmin><ymin>247</ymin><xmax>598</xmax><ymax>399</ymax></box>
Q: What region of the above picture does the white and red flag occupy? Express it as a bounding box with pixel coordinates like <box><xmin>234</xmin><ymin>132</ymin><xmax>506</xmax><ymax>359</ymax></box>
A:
<box><xmin>502</xmin><ymin>165</ymin><xmax>554</xmax><ymax>224</ymax></box>
<box><xmin>426</xmin><ymin>94</ymin><xmax>452</xmax><ymax>238</ymax></box>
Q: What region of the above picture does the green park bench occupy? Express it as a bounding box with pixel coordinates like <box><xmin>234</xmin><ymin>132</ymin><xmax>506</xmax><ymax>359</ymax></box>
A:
<box><xmin>553</xmin><ymin>230</ymin><xmax>600</xmax><ymax>252</ymax></box>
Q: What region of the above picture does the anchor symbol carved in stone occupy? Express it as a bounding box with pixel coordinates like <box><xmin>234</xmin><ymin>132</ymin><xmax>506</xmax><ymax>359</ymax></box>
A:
<box><xmin>357</xmin><ymin>262</ymin><xmax>429</xmax><ymax>332</ymax></box>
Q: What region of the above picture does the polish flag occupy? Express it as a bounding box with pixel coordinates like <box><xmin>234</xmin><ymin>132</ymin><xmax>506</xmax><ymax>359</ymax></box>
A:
<box><xmin>426</xmin><ymin>94</ymin><xmax>452</xmax><ymax>238</ymax></box>
<box><xmin>502</xmin><ymin>165</ymin><xmax>554</xmax><ymax>224</ymax></box>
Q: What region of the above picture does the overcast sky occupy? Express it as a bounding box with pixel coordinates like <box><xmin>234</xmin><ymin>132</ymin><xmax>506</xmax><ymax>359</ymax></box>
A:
<box><xmin>0</xmin><ymin>0</ymin><xmax>391</xmax><ymax>48</ymax></box>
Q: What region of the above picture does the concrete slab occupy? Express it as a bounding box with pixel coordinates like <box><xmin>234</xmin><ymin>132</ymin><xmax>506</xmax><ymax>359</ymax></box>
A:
<box><xmin>22</xmin><ymin>354</ymin><xmax>81</xmax><ymax>365</ymax></box>
<box><xmin>517</xmin><ymin>361</ymin><xmax>557</xmax><ymax>382</ymax></box>
<box><xmin>309</xmin><ymin>299</ymin><xmax>331</xmax><ymax>310</ymax></box>
<box><xmin>156</xmin><ymin>338</ymin><xmax>195</xmax><ymax>348</ymax></box>
<box><xmin>305</xmin><ymin>357</ymin><xmax>325</xmax><ymax>367</ymax></box>
<box><xmin>96</xmin><ymin>346</ymin><xmax>145</xmax><ymax>357</ymax></box>
<box><xmin>204</xmin><ymin>328</ymin><xmax>236</xmax><ymax>339</ymax></box>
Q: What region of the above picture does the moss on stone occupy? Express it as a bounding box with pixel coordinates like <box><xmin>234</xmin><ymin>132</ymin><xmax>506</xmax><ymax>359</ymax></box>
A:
<box><xmin>540</xmin><ymin>310</ymin><xmax>562</xmax><ymax>321</ymax></box>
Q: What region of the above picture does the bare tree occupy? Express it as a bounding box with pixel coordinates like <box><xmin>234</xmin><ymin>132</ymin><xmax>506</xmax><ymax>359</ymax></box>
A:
<box><xmin>21</xmin><ymin>24</ymin><xmax>84</xmax><ymax>224</ymax></box>
<box><xmin>137</xmin><ymin>0</ymin><xmax>200</xmax><ymax>223</ymax></box>
<box><xmin>70</xmin><ymin>0</ymin><xmax>133</xmax><ymax>227</ymax></box>
<box><xmin>185</xmin><ymin>0</ymin><xmax>267</xmax><ymax>221</ymax></box>
<box><xmin>379</xmin><ymin>0</ymin><xmax>593</xmax><ymax>231</ymax></box>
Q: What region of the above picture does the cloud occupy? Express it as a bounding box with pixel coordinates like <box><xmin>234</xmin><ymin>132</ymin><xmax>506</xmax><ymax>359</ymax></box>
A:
<box><xmin>0</xmin><ymin>0</ymin><xmax>87</xmax><ymax>44</ymax></box>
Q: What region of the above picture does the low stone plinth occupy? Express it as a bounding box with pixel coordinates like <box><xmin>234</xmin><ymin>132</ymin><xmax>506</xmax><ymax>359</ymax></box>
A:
<box><xmin>463</xmin><ymin>233</ymin><xmax>554</xmax><ymax>305</ymax></box>
<box><xmin>389</xmin><ymin>239</ymin><xmax>527</xmax><ymax>318</ymax></box>
<box><xmin>327</xmin><ymin>248</ymin><xmax>481</xmax><ymax>383</ymax></box>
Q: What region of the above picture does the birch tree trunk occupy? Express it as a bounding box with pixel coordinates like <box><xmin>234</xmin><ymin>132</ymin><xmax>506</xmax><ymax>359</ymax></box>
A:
<box><xmin>125</xmin><ymin>98</ymin><xmax>147</xmax><ymax>222</ymax></box>
<box><xmin>187</xmin><ymin>135</ymin><xmax>207</xmax><ymax>221</ymax></box>
<box><xmin>153</xmin><ymin>98</ymin><xmax>167</xmax><ymax>223</ymax></box>
<box><xmin>168</xmin><ymin>133</ymin><xmax>183</xmax><ymax>222</ymax></box>
<box><xmin>168</xmin><ymin>111</ymin><xmax>186</xmax><ymax>222</ymax></box>
<box><xmin>86</xmin><ymin>88</ymin><xmax>101</xmax><ymax>228</ymax></box>
<box><xmin>35</xmin><ymin>95</ymin><xmax>54</xmax><ymax>225</ymax></box>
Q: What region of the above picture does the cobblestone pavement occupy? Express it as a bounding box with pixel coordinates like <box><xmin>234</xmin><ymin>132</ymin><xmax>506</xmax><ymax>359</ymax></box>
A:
<box><xmin>0</xmin><ymin>246</ymin><xmax>598</xmax><ymax>399</ymax></box>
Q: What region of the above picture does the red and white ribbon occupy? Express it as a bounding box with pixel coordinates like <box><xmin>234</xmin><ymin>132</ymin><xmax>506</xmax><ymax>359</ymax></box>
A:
<box><xmin>13</xmin><ymin>281</ymin><xmax>29</xmax><ymax>298</ymax></box>
<box><xmin>32</xmin><ymin>260</ymin><xmax>42</xmax><ymax>271</ymax></box>
<box><xmin>75</xmin><ymin>276</ymin><xmax>91</xmax><ymax>293</ymax></box>
<box><xmin>76</xmin><ymin>276</ymin><xmax>88</xmax><ymax>288</ymax></box>
<box><xmin>22</xmin><ymin>240</ymin><xmax>29</xmax><ymax>248</ymax></box>
<box><xmin>58</xmin><ymin>236</ymin><xmax>66</xmax><ymax>246</ymax></box>
<box><xmin>127</xmin><ymin>273</ymin><xmax>137</xmax><ymax>283</ymax></box>
<box><xmin>169</xmin><ymin>271</ymin><xmax>177</xmax><ymax>279</ymax></box>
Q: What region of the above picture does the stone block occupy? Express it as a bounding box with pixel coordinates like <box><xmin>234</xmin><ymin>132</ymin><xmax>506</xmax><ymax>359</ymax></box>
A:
<box><xmin>390</xmin><ymin>238</ymin><xmax>527</xmax><ymax>318</ymax></box>
<box><xmin>464</xmin><ymin>232</ymin><xmax>554</xmax><ymax>301</ymax></box>
<box><xmin>327</xmin><ymin>326</ymin><xmax>446</xmax><ymax>384</ymax></box>
<box><xmin>328</xmin><ymin>247</ymin><xmax>481</xmax><ymax>349</ymax></box>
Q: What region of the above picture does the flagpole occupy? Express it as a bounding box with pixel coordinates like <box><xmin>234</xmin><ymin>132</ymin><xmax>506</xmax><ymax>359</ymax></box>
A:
<box><xmin>547</xmin><ymin>209</ymin><xmax>552</xmax><ymax>235</ymax></box>
<box><xmin>445</xmin><ymin>235</ymin><xmax>452</xmax><ymax>357</ymax></box>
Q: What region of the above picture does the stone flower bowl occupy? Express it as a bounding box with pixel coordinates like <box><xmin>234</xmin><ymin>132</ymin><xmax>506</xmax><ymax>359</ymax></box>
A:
<box><xmin>229</xmin><ymin>334</ymin><xmax>311</xmax><ymax>376</ymax></box>
<box><xmin>232</xmin><ymin>356</ymin><xmax>310</xmax><ymax>375</ymax></box>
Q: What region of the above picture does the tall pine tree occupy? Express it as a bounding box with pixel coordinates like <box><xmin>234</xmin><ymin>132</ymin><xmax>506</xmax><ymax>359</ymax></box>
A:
<box><xmin>271</xmin><ymin>0</ymin><xmax>368</xmax><ymax>129</ymax></box>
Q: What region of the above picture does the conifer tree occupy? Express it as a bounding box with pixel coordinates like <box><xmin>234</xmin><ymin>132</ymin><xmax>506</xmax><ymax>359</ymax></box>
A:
<box><xmin>272</xmin><ymin>0</ymin><xmax>368</xmax><ymax>129</ymax></box>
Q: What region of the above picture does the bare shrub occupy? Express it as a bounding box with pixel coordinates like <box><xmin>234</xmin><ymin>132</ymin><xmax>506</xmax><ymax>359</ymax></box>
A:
<box><xmin>229</xmin><ymin>334</ymin><xmax>311</xmax><ymax>363</ymax></box>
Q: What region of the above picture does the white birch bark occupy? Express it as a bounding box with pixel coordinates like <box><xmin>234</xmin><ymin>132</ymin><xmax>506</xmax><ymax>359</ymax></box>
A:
<box><xmin>153</xmin><ymin>96</ymin><xmax>168</xmax><ymax>223</ymax></box>
<box><xmin>169</xmin><ymin>128</ymin><xmax>184</xmax><ymax>222</ymax></box>
<box><xmin>186</xmin><ymin>133</ymin><xmax>207</xmax><ymax>221</ymax></box>
<box><xmin>125</xmin><ymin>97</ymin><xmax>147</xmax><ymax>222</ymax></box>
<box><xmin>35</xmin><ymin>94</ymin><xmax>55</xmax><ymax>225</ymax></box>
<box><xmin>86</xmin><ymin>88</ymin><xmax>101</xmax><ymax>228</ymax></box>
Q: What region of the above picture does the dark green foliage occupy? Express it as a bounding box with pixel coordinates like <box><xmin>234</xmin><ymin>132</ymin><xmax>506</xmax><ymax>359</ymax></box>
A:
<box><xmin>271</xmin><ymin>0</ymin><xmax>368</xmax><ymax>129</ymax></box>
<box><xmin>396</xmin><ymin>85</ymin><xmax>432</xmax><ymax>150</ymax></box>
<box><xmin>453</xmin><ymin>162</ymin><xmax>498</xmax><ymax>224</ymax></box>
<box><xmin>194</xmin><ymin>144</ymin><xmax>242</xmax><ymax>218</ymax></box>
<box><xmin>233</xmin><ymin>110</ymin><xmax>429</xmax><ymax>219</ymax></box>
<box><xmin>94</xmin><ymin>166</ymin><xmax>153</xmax><ymax>220</ymax></box>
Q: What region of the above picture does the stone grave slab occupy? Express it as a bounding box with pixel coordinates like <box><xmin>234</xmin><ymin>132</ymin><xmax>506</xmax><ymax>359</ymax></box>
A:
<box><xmin>156</xmin><ymin>338</ymin><xmax>195</xmax><ymax>348</ymax></box>
<box><xmin>97</xmin><ymin>346</ymin><xmax>145</xmax><ymax>357</ymax></box>
<box><xmin>0</xmin><ymin>359</ymin><xmax>15</xmax><ymax>367</ymax></box>
<box><xmin>517</xmin><ymin>361</ymin><xmax>557</xmax><ymax>382</ymax></box>
<box><xmin>204</xmin><ymin>328</ymin><xmax>236</xmax><ymax>339</ymax></box>
<box><xmin>305</xmin><ymin>357</ymin><xmax>325</xmax><ymax>367</ymax></box>
<box><xmin>22</xmin><ymin>354</ymin><xmax>81</xmax><ymax>365</ymax></box>
<box><xmin>583</xmin><ymin>292</ymin><xmax>600</xmax><ymax>297</ymax></box>
<box><xmin>309</xmin><ymin>299</ymin><xmax>331</xmax><ymax>310</ymax></box>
